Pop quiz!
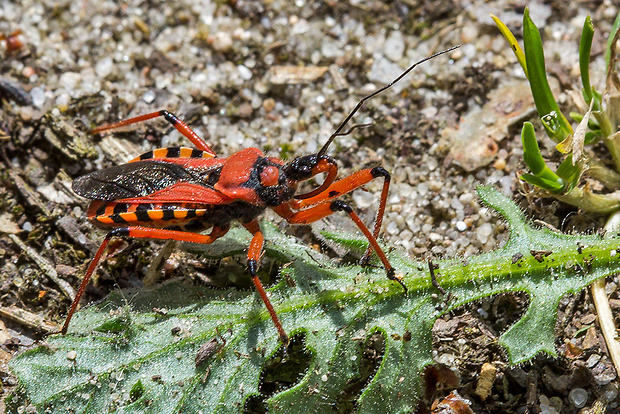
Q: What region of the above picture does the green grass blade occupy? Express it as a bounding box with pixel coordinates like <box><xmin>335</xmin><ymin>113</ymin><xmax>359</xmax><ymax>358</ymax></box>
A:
<box><xmin>523</xmin><ymin>7</ymin><xmax>573</xmax><ymax>142</ymax></box>
<box><xmin>580</xmin><ymin>15</ymin><xmax>595</xmax><ymax>104</ymax></box>
<box><xmin>520</xmin><ymin>122</ymin><xmax>565</xmax><ymax>192</ymax></box>
<box><xmin>606</xmin><ymin>10</ymin><xmax>620</xmax><ymax>70</ymax></box>
<box><xmin>491</xmin><ymin>13</ymin><xmax>527</xmax><ymax>77</ymax></box>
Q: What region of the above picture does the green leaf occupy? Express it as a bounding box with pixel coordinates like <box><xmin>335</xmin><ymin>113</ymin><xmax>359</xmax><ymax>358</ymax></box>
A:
<box><xmin>491</xmin><ymin>13</ymin><xmax>527</xmax><ymax>77</ymax></box>
<box><xmin>523</xmin><ymin>7</ymin><xmax>573</xmax><ymax>142</ymax></box>
<box><xmin>580</xmin><ymin>15</ymin><xmax>595</xmax><ymax>105</ymax></box>
<box><xmin>9</xmin><ymin>187</ymin><xmax>620</xmax><ymax>412</ymax></box>
<box><xmin>520</xmin><ymin>122</ymin><xmax>565</xmax><ymax>193</ymax></box>
<box><xmin>520</xmin><ymin>173</ymin><xmax>565</xmax><ymax>193</ymax></box>
<box><xmin>606</xmin><ymin>10</ymin><xmax>620</xmax><ymax>70</ymax></box>
<box><xmin>556</xmin><ymin>155</ymin><xmax>583</xmax><ymax>193</ymax></box>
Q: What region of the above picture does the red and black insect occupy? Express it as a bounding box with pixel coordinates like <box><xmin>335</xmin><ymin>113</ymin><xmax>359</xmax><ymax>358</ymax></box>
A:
<box><xmin>62</xmin><ymin>47</ymin><xmax>458</xmax><ymax>344</ymax></box>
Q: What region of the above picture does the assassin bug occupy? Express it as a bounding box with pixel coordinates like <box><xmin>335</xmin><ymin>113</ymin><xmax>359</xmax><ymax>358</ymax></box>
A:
<box><xmin>62</xmin><ymin>46</ymin><xmax>458</xmax><ymax>344</ymax></box>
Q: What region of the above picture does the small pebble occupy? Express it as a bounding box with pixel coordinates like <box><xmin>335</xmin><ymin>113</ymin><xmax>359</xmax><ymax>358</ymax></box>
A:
<box><xmin>352</xmin><ymin>191</ymin><xmax>375</xmax><ymax>209</ymax></box>
<box><xmin>55</xmin><ymin>93</ymin><xmax>70</xmax><ymax>111</ymax></box>
<box><xmin>384</xmin><ymin>30</ymin><xmax>404</xmax><ymax>62</ymax></box>
<box><xmin>262</xmin><ymin>98</ymin><xmax>276</xmax><ymax>112</ymax></box>
<box><xmin>456</xmin><ymin>221</ymin><xmax>467</xmax><ymax>232</ymax></box>
<box><xmin>20</xmin><ymin>106</ymin><xmax>33</xmax><ymax>121</ymax></box>
<box><xmin>237</xmin><ymin>65</ymin><xmax>252</xmax><ymax>80</ymax></box>
<box><xmin>459</xmin><ymin>192</ymin><xmax>474</xmax><ymax>204</ymax></box>
<box><xmin>604</xmin><ymin>6</ymin><xmax>619</xmax><ymax>19</ymax></box>
<box><xmin>539</xmin><ymin>405</ymin><xmax>558</xmax><ymax>414</ymax></box>
<box><xmin>211</xmin><ymin>32</ymin><xmax>233</xmax><ymax>52</ymax></box>
<box><xmin>386</xmin><ymin>221</ymin><xmax>399</xmax><ymax>235</ymax></box>
<box><xmin>420</xmin><ymin>105</ymin><xmax>437</xmax><ymax>118</ymax></box>
<box><xmin>476</xmin><ymin>223</ymin><xmax>493</xmax><ymax>244</ymax></box>
<box><xmin>232</xmin><ymin>27</ymin><xmax>250</xmax><ymax>42</ymax></box>
<box><xmin>142</xmin><ymin>90</ymin><xmax>156</xmax><ymax>104</ymax></box>
<box><xmin>586</xmin><ymin>353</ymin><xmax>601</xmax><ymax>367</ymax></box>
<box><xmin>450</xmin><ymin>48</ymin><xmax>463</xmax><ymax>61</ymax></box>
<box><xmin>66</xmin><ymin>350</ymin><xmax>77</xmax><ymax>361</ymax></box>
<box><xmin>429</xmin><ymin>232</ymin><xmax>443</xmax><ymax>243</ymax></box>
<box><xmin>602</xmin><ymin>383</ymin><xmax>618</xmax><ymax>401</ymax></box>
<box><xmin>493</xmin><ymin>158</ymin><xmax>506</xmax><ymax>170</ymax></box>
<box><xmin>95</xmin><ymin>57</ymin><xmax>113</xmax><ymax>78</ymax></box>
<box><xmin>461</xmin><ymin>24</ymin><xmax>479</xmax><ymax>43</ymax></box>
<box><xmin>568</xmin><ymin>388</ymin><xmax>588</xmax><ymax>408</ymax></box>
<box><xmin>435</xmin><ymin>353</ymin><xmax>456</xmax><ymax>366</ymax></box>
<box><xmin>59</xmin><ymin>72</ymin><xmax>81</xmax><ymax>92</ymax></box>
<box><xmin>30</xmin><ymin>86</ymin><xmax>45</xmax><ymax>107</ymax></box>
<box><xmin>236</xmin><ymin>103</ymin><xmax>253</xmax><ymax>118</ymax></box>
<box><xmin>22</xmin><ymin>66</ymin><xmax>36</xmax><ymax>79</ymax></box>
<box><xmin>593</xmin><ymin>365</ymin><xmax>617</xmax><ymax>385</ymax></box>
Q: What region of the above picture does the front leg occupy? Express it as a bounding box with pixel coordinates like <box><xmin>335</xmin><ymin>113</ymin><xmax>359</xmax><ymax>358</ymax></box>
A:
<box><xmin>273</xmin><ymin>200</ymin><xmax>406</xmax><ymax>292</ymax></box>
<box><xmin>290</xmin><ymin>166</ymin><xmax>391</xmax><ymax>267</ymax></box>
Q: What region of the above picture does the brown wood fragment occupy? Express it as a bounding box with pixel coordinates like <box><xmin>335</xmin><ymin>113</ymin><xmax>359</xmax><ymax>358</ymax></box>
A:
<box><xmin>475</xmin><ymin>362</ymin><xmax>497</xmax><ymax>401</ymax></box>
<box><xmin>0</xmin><ymin>305</ymin><xmax>58</xmax><ymax>333</ymax></box>
<box><xmin>268</xmin><ymin>66</ymin><xmax>328</xmax><ymax>85</ymax></box>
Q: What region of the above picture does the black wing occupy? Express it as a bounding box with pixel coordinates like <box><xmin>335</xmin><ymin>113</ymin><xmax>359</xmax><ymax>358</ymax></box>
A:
<box><xmin>73</xmin><ymin>161</ymin><xmax>197</xmax><ymax>201</ymax></box>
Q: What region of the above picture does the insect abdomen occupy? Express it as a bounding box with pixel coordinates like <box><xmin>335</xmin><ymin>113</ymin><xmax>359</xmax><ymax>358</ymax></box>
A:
<box><xmin>87</xmin><ymin>200</ymin><xmax>266</xmax><ymax>231</ymax></box>
<box><xmin>129</xmin><ymin>146</ymin><xmax>214</xmax><ymax>162</ymax></box>
<box><xmin>88</xmin><ymin>201</ymin><xmax>210</xmax><ymax>231</ymax></box>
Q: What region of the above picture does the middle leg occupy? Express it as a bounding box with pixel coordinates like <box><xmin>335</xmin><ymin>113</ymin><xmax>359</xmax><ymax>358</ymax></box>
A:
<box><xmin>242</xmin><ymin>220</ymin><xmax>289</xmax><ymax>344</ymax></box>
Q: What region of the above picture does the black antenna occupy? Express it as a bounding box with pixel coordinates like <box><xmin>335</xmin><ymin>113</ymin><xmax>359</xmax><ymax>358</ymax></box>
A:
<box><xmin>316</xmin><ymin>45</ymin><xmax>461</xmax><ymax>157</ymax></box>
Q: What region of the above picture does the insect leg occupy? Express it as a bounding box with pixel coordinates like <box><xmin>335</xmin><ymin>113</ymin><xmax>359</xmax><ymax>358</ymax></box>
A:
<box><xmin>242</xmin><ymin>220</ymin><xmax>289</xmax><ymax>345</ymax></box>
<box><xmin>290</xmin><ymin>166</ymin><xmax>391</xmax><ymax>265</ymax></box>
<box><xmin>89</xmin><ymin>110</ymin><xmax>216</xmax><ymax>156</ymax></box>
<box><xmin>275</xmin><ymin>199</ymin><xmax>406</xmax><ymax>291</ymax></box>
<box><xmin>60</xmin><ymin>225</ymin><xmax>228</xmax><ymax>335</ymax></box>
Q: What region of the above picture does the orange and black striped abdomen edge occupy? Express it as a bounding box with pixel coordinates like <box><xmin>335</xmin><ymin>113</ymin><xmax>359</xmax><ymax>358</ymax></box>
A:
<box><xmin>87</xmin><ymin>201</ymin><xmax>210</xmax><ymax>231</ymax></box>
<box><xmin>129</xmin><ymin>147</ymin><xmax>214</xmax><ymax>162</ymax></box>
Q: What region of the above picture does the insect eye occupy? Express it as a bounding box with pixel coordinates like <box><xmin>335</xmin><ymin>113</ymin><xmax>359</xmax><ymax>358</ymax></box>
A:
<box><xmin>283</xmin><ymin>155</ymin><xmax>316</xmax><ymax>180</ymax></box>
<box><xmin>260</xmin><ymin>166</ymin><xmax>280</xmax><ymax>187</ymax></box>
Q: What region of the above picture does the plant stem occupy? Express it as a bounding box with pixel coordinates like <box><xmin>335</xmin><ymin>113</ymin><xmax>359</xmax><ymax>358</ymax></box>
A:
<box><xmin>554</xmin><ymin>187</ymin><xmax>620</xmax><ymax>213</ymax></box>
<box><xmin>595</xmin><ymin>211</ymin><xmax>620</xmax><ymax>380</ymax></box>
<box><xmin>587</xmin><ymin>157</ymin><xmax>620</xmax><ymax>189</ymax></box>
<box><xmin>605</xmin><ymin>131</ymin><xmax>620</xmax><ymax>173</ymax></box>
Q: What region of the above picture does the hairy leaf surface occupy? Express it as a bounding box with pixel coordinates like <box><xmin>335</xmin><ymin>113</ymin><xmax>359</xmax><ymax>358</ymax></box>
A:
<box><xmin>8</xmin><ymin>186</ymin><xmax>620</xmax><ymax>413</ymax></box>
